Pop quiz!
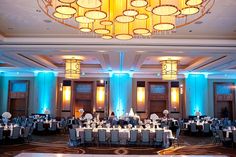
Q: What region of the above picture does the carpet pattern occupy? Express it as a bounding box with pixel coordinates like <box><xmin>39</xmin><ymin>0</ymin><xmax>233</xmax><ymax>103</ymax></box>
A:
<box><xmin>0</xmin><ymin>134</ymin><xmax>236</xmax><ymax>157</ymax></box>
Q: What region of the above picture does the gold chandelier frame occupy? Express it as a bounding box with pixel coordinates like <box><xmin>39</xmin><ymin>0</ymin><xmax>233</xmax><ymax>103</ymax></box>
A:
<box><xmin>37</xmin><ymin>0</ymin><xmax>215</xmax><ymax>40</ymax></box>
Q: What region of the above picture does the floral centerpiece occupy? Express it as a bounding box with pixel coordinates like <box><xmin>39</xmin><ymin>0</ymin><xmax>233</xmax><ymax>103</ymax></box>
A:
<box><xmin>195</xmin><ymin>111</ymin><xmax>201</xmax><ymax>120</ymax></box>
<box><xmin>163</xmin><ymin>110</ymin><xmax>169</xmax><ymax>118</ymax></box>
<box><xmin>129</xmin><ymin>108</ymin><xmax>135</xmax><ymax>117</ymax></box>
<box><xmin>150</xmin><ymin>113</ymin><xmax>159</xmax><ymax>121</ymax></box>
<box><xmin>77</xmin><ymin>108</ymin><xmax>84</xmax><ymax>118</ymax></box>
<box><xmin>44</xmin><ymin>109</ymin><xmax>50</xmax><ymax>115</ymax></box>
<box><xmin>2</xmin><ymin>112</ymin><xmax>12</xmax><ymax>125</ymax></box>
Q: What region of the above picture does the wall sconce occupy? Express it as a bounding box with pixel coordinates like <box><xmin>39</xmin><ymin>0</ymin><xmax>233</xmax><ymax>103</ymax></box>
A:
<box><xmin>136</xmin><ymin>81</ymin><xmax>145</xmax><ymax>112</ymax></box>
<box><xmin>96</xmin><ymin>80</ymin><xmax>105</xmax><ymax>111</ymax></box>
<box><xmin>60</xmin><ymin>83</ymin><xmax>63</xmax><ymax>91</ymax></box>
<box><xmin>171</xmin><ymin>82</ymin><xmax>180</xmax><ymax>112</ymax></box>
<box><xmin>62</xmin><ymin>80</ymin><xmax>71</xmax><ymax>111</ymax></box>
<box><xmin>180</xmin><ymin>84</ymin><xmax>183</xmax><ymax>94</ymax></box>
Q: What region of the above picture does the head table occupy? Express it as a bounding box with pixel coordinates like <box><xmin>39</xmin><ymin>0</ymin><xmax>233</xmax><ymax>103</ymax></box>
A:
<box><xmin>75</xmin><ymin>127</ymin><xmax>173</xmax><ymax>147</ymax></box>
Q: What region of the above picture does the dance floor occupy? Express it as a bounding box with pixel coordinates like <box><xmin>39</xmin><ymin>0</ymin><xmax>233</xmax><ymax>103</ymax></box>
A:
<box><xmin>15</xmin><ymin>153</ymin><xmax>228</xmax><ymax>157</ymax></box>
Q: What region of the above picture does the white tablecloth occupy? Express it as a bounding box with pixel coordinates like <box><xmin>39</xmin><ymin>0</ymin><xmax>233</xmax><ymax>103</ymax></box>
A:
<box><xmin>76</xmin><ymin>127</ymin><xmax>173</xmax><ymax>147</ymax></box>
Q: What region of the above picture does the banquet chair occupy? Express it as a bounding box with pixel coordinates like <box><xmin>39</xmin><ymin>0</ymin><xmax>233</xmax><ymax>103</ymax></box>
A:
<box><xmin>28</xmin><ymin>126</ymin><xmax>34</xmax><ymax>141</ymax></box>
<box><xmin>128</xmin><ymin>130</ymin><xmax>138</xmax><ymax>146</ymax></box>
<box><xmin>212</xmin><ymin>130</ymin><xmax>219</xmax><ymax>144</ymax></box>
<box><xmin>0</xmin><ymin>127</ymin><xmax>3</xmax><ymax>144</ymax></box>
<box><xmin>9</xmin><ymin>126</ymin><xmax>21</xmax><ymax>144</ymax></box>
<box><xmin>153</xmin><ymin>129</ymin><xmax>164</xmax><ymax>147</ymax></box>
<box><xmin>233</xmin><ymin>130</ymin><xmax>236</xmax><ymax>148</ymax></box>
<box><xmin>68</xmin><ymin>128</ymin><xmax>80</xmax><ymax>147</ymax></box>
<box><xmin>21</xmin><ymin>126</ymin><xmax>30</xmax><ymax>143</ymax></box>
<box><xmin>218</xmin><ymin>130</ymin><xmax>232</xmax><ymax>146</ymax></box>
<box><xmin>84</xmin><ymin>129</ymin><xmax>93</xmax><ymax>146</ymax></box>
<box><xmin>49</xmin><ymin>122</ymin><xmax>57</xmax><ymax>133</ymax></box>
<box><xmin>98</xmin><ymin>129</ymin><xmax>107</xmax><ymax>146</ymax></box>
<box><xmin>172</xmin><ymin>128</ymin><xmax>181</xmax><ymax>147</ymax></box>
<box><xmin>190</xmin><ymin>123</ymin><xmax>198</xmax><ymax>135</ymax></box>
<box><xmin>203</xmin><ymin>123</ymin><xmax>211</xmax><ymax>135</ymax></box>
<box><xmin>110</xmin><ymin>129</ymin><xmax>119</xmax><ymax>145</ymax></box>
<box><xmin>72</xmin><ymin>124</ymin><xmax>79</xmax><ymax>129</ymax></box>
<box><xmin>58</xmin><ymin>120</ymin><xmax>67</xmax><ymax>133</ymax></box>
<box><xmin>37</xmin><ymin>122</ymin><xmax>45</xmax><ymax>132</ymax></box>
<box><xmin>141</xmin><ymin>130</ymin><xmax>150</xmax><ymax>146</ymax></box>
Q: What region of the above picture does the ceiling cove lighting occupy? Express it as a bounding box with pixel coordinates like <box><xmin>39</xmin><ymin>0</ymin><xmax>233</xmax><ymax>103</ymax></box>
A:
<box><xmin>64</xmin><ymin>58</ymin><xmax>82</xmax><ymax>79</ymax></box>
<box><xmin>161</xmin><ymin>59</ymin><xmax>178</xmax><ymax>80</ymax></box>
<box><xmin>38</xmin><ymin>0</ymin><xmax>215</xmax><ymax>40</ymax></box>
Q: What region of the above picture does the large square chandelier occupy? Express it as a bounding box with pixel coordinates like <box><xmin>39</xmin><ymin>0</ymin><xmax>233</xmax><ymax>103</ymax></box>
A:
<box><xmin>65</xmin><ymin>59</ymin><xmax>82</xmax><ymax>79</ymax></box>
<box><xmin>161</xmin><ymin>60</ymin><xmax>178</xmax><ymax>80</ymax></box>
<box><xmin>38</xmin><ymin>0</ymin><xmax>214</xmax><ymax>40</ymax></box>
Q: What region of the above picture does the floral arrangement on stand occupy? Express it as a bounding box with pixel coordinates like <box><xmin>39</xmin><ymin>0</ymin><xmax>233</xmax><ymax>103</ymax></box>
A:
<box><xmin>2</xmin><ymin>112</ymin><xmax>12</xmax><ymax>125</ymax></box>
<box><xmin>129</xmin><ymin>108</ymin><xmax>135</xmax><ymax>117</ymax></box>
<box><xmin>150</xmin><ymin>113</ymin><xmax>159</xmax><ymax>121</ymax></box>
<box><xmin>78</xmin><ymin>108</ymin><xmax>84</xmax><ymax>119</ymax></box>
<box><xmin>163</xmin><ymin>109</ymin><xmax>169</xmax><ymax>118</ymax></box>
<box><xmin>195</xmin><ymin>111</ymin><xmax>202</xmax><ymax>121</ymax></box>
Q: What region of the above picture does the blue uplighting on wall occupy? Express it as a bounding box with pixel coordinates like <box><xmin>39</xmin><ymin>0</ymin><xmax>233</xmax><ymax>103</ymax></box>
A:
<box><xmin>185</xmin><ymin>74</ymin><xmax>208</xmax><ymax>116</ymax></box>
<box><xmin>110</xmin><ymin>73</ymin><xmax>132</xmax><ymax>117</ymax></box>
<box><xmin>35</xmin><ymin>72</ymin><xmax>56</xmax><ymax>114</ymax></box>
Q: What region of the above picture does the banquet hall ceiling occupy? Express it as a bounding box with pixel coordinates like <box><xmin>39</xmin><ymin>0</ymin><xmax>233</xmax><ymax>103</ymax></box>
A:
<box><xmin>0</xmin><ymin>0</ymin><xmax>236</xmax><ymax>78</ymax></box>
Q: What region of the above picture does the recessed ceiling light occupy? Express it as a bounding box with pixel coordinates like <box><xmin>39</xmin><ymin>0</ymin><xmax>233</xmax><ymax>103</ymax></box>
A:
<box><xmin>164</xmin><ymin>51</ymin><xmax>184</xmax><ymax>54</ymax></box>
<box><xmin>98</xmin><ymin>50</ymin><xmax>106</xmax><ymax>52</ymax></box>
<box><xmin>136</xmin><ymin>50</ymin><xmax>145</xmax><ymax>53</ymax></box>
<box><xmin>195</xmin><ymin>21</ymin><xmax>203</xmax><ymax>24</ymax></box>
<box><xmin>43</xmin><ymin>19</ymin><xmax>52</xmax><ymax>23</ymax></box>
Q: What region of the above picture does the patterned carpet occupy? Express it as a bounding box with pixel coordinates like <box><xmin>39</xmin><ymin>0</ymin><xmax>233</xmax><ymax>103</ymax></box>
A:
<box><xmin>0</xmin><ymin>134</ymin><xmax>235</xmax><ymax>157</ymax></box>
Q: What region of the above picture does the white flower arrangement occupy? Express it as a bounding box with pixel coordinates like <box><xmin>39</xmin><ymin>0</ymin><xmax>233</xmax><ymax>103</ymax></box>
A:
<box><xmin>150</xmin><ymin>113</ymin><xmax>159</xmax><ymax>121</ymax></box>
<box><xmin>195</xmin><ymin>111</ymin><xmax>201</xmax><ymax>117</ymax></box>
<box><xmin>79</xmin><ymin>108</ymin><xmax>84</xmax><ymax>113</ymax></box>
<box><xmin>163</xmin><ymin>110</ymin><xmax>169</xmax><ymax>115</ymax></box>
<box><xmin>129</xmin><ymin>108</ymin><xmax>135</xmax><ymax>117</ymax></box>
<box><xmin>2</xmin><ymin>112</ymin><xmax>12</xmax><ymax>119</ymax></box>
<box><xmin>84</xmin><ymin>113</ymin><xmax>93</xmax><ymax>121</ymax></box>
<box><xmin>44</xmin><ymin>109</ymin><xmax>50</xmax><ymax>115</ymax></box>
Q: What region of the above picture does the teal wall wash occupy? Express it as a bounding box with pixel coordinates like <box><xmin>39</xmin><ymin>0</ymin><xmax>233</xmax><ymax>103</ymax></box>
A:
<box><xmin>110</xmin><ymin>73</ymin><xmax>132</xmax><ymax>117</ymax></box>
<box><xmin>185</xmin><ymin>74</ymin><xmax>208</xmax><ymax>116</ymax></box>
<box><xmin>34</xmin><ymin>72</ymin><xmax>57</xmax><ymax>115</ymax></box>
<box><xmin>0</xmin><ymin>71</ymin><xmax>235</xmax><ymax>118</ymax></box>
<box><xmin>0</xmin><ymin>73</ymin><xmax>35</xmax><ymax>115</ymax></box>
<box><xmin>0</xmin><ymin>72</ymin><xmax>57</xmax><ymax>116</ymax></box>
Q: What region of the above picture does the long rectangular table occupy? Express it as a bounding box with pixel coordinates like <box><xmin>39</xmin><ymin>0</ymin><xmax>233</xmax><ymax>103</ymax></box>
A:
<box><xmin>75</xmin><ymin>127</ymin><xmax>173</xmax><ymax>147</ymax></box>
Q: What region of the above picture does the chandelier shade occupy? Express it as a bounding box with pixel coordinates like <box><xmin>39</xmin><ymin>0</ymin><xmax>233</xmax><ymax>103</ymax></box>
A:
<box><xmin>38</xmin><ymin>0</ymin><xmax>215</xmax><ymax>40</ymax></box>
<box><xmin>65</xmin><ymin>59</ymin><xmax>82</xmax><ymax>79</ymax></box>
<box><xmin>161</xmin><ymin>60</ymin><xmax>178</xmax><ymax>80</ymax></box>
